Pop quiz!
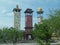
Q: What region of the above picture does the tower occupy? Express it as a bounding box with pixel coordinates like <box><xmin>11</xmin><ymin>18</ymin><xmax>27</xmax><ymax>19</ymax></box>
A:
<box><xmin>37</xmin><ymin>8</ymin><xmax>43</xmax><ymax>24</ymax></box>
<box><xmin>13</xmin><ymin>5</ymin><xmax>21</xmax><ymax>30</ymax></box>
<box><xmin>24</xmin><ymin>8</ymin><xmax>33</xmax><ymax>40</ymax></box>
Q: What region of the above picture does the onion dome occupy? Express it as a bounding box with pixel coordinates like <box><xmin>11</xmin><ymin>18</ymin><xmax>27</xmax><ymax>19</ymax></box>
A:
<box><xmin>37</xmin><ymin>7</ymin><xmax>43</xmax><ymax>14</ymax></box>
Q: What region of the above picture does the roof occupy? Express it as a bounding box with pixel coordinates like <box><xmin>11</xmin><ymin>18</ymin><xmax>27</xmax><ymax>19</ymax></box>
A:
<box><xmin>13</xmin><ymin>5</ymin><xmax>21</xmax><ymax>12</ymax></box>
<box><xmin>24</xmin><ymin>8</ymin><xmax>33</xmax><ymax>13</ymax></box>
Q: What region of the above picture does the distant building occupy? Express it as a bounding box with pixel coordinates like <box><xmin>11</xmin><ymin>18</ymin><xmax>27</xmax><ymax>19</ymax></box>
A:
<box><xmin>13</xmin><ymin>5</ymin><xmax>34</xmax><ymax>40</ymax></box>
<box><xmin>13</xmin><ymin>5</ymin><xmax>21</xmax><ymax>30</ymax></box>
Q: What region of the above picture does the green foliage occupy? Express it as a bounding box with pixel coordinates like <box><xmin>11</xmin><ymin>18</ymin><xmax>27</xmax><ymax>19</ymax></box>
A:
<box><xmin>57</xmin><ymin>44</ymin><xmax>60</xmax><ymax>45</ymax></box>
<box><xmin>33</xmin><ymin>20</ymin><xmax>53</xmax><ymax>39</ymax></box>
<box><xmin>0</xmin><ymin>27</ymin><xmax>24</xmax><ymax>43</ymax></box>
<box><xmin>32</xmin><ymin>9</ymin><xmax>60</xmax><ymax>45</ymax></box>
<box><xmin>48</xmin><ymin>9</ymin><xmax>60</xmax><ymax>37</ymax></box>
<box><xmin>37</xmin><ymin>39</ymin><xmax>44</xmax><ymax>45</ymax></box>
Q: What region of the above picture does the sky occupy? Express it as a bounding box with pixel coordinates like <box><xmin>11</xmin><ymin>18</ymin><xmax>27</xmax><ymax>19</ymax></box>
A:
<box><xmin>0</xmin><ymin>0</ymin><xmax>60</xmax><ymax>30</ymax></box>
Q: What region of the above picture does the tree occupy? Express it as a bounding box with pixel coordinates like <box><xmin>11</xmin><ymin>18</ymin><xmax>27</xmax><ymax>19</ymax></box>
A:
<box><xmin>32</xmin><ymin>20</ymin><xmax>53</xmax><ymax>45</ymax></box>
<box><xmin>32</xmin><ymin>9</ymin><xmax>60</xmax><ymax>45</ymax></box>
<box><xmin>48</xmin><ymin>9</ymin><xmax>60</xmax><ymax>38</ymax></box>
<box><xmin>0</xmin><ymin>27</ymin><xmax>24</xmax><ymax>43</ymax></box>
<box><xmin>0</xmin><ymin>29</ymin><xmax>3</xmax><ymax>43</ymax></box>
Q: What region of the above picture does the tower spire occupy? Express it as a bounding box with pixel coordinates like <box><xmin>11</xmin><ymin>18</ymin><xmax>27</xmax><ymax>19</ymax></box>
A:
<box><xmin>16</xmin><ymin>4</ymin><xmax>19</xmax><ymax>8</ymax></box>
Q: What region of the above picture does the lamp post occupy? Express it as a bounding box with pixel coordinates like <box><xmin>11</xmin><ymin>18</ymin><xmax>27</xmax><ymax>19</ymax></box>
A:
<box><xmin>37</xmin><ymin>8</ymin><xmax>43</xmax><ymax>24</ymax></box>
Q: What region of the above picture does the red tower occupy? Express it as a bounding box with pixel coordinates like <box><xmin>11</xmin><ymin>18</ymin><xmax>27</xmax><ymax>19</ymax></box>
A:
<box><xmin>24</xmin><ymin>8</ymin><xmax>33</xmax><ymax>40</ymax></box>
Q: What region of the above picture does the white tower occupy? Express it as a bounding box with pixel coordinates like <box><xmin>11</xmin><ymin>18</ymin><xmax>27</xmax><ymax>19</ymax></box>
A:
<box><xmin>37</xmin><ymin>8</ymin><xmax>43</xmax><ymax>24</ymax></box>
<box><xmin>13</xmin><ymin>5</ymin><xmax>21</xmax><ymax>30</ymax></box>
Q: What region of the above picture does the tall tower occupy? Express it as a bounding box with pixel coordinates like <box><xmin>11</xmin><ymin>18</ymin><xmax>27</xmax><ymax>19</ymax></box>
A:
<box><xmin>37</xmin><ymin>8</ymin><xmax>43</xmax><ymax>24</ymax></box>
<box><xmin>13</xmin><ymin>5</ymin><xmax>21</xmax><ymax>30</ymax></box>
<box><xmin>24</xmin><ymin>8</ymin><xmax>33</xmax><ymax>40</ymax></box>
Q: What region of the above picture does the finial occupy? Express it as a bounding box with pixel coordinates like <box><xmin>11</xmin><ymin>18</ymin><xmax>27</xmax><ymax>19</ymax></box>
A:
<box><xmin>16</xmin><ymin>4</ymin><xmax>19</xmax><ymax>8</ymax></box>
<box><xmin>37</xmin><ymin>7</ymin><xmax>43</xmax><ymax>14</ymax></box>
<box><xmin>37</xmin><ymin>7</ymin><xmax>42</xmax><ymax>12</ymax></box>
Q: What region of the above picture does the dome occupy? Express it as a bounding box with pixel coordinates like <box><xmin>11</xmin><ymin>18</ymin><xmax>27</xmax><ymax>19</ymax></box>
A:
<box><xmin>37</xmin><ymin>8</ymin><xmax>42</xmax><ymax>12</ymax></box>
<box><xmin>37</xmin><ymin>7</ymin><xmax>43</xmax><ymax>14</ymax></box>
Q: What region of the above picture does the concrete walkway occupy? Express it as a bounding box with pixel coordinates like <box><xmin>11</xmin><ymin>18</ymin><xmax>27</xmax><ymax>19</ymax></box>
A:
<box><xmin>0</xmin><ymin>43</ymin><xmax>60</xmax><ymax>45</ymax></box>
<box><xmin>0</xmin><ymin>43</ymin><xmax>39</xmax><ymax>45</ymax></box>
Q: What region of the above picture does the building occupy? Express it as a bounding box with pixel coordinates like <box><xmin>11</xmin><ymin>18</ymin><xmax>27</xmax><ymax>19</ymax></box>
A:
<box><xmin>24</xmin><ymin>8</ymin><xmax>33</xmax><ymax>40</ymax></box>
<box><xmin>13</xmin><ymin>5</ymin><xmax>34</xmax><ymax>40</ymax></box>
<box><xmin>13</xmin><ymin>5</ymin><xmax>21</xmax><ymax>30</ymax></box>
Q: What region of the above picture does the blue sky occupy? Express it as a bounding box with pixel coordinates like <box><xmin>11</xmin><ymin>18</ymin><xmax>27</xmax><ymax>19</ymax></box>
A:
<box><xmin>0</xmin><ymin>0</ymin><xmax>60</xmax><ymax>30</ymax></box>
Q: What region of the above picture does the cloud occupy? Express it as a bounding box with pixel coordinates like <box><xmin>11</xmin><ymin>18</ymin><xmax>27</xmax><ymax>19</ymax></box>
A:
<box><xmin>1</xmin><ymin>9</ymin><xmax>7</xmax><ymax>14</ymax></box>
<box><xmin>0</xmin><ymin>0</ymin><xmax>60</xmax><ymax>30</ymax></box>
<box><xmin>0</xmin><ymin>8</ymin><xmax>13</xmax><ymax>16</ymax></box>
<box><xmin>6</xmin><ymin>12</ymin><xmax>14</xmax><ymax>16</ymax></box>
<box><xmin>0</xmin><ymin>0</ymin><xmax>16</xmax><ymax>7</ymax></box>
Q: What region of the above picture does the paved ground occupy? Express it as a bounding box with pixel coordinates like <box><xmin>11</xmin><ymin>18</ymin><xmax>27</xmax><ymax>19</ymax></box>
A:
<box><xmin>0</xmin><ymin>43</ymin><xmax>39</xmax><ymax>45</ymax></box>
<box><xmin>0</xmin><ymin>43</ymin><xmax>60</xmax><ymax>45</ymax></box>
<box><xmin>0</xmin><ymin>40</ymin><xmax>60</xmax><ymax>45</ymax></box>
